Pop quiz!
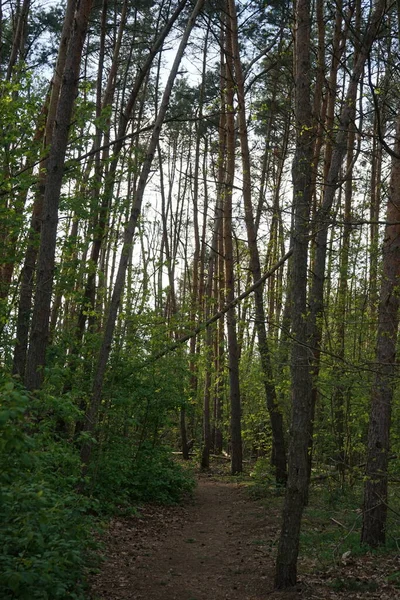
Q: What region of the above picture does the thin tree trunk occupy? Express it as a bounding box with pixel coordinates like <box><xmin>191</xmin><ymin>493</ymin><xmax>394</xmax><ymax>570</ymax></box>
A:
<box><xmin>6</xmin><ymin>0</ymin><xmax>30</xmax><ymax>79</ymax></box>
<box><xmin>229</xmin><ymin>0</ymin><xmax>286</xmax><ymax>484</ymax></box>
<box><xmin>12</xmin><ymin>0</ymin><xmax>76</xmax><ymax>377</ymax></box>
<box><xmin>275</xmin><ymin>0</ymin><xmax>313</xmax><ymax>585</ymax></box>
<box><xmin>307</xmin><ymin>0</ymin><xmax>387</xmax><ymax>478</ymax></box>
<box><xmin>76</xmin><ymin>0</ymin><xmax>186</xmax><ymax>342</ymax></box>
<box><xmin>369</xmin><ymin>110</ymin><xmax>385</xmax><ymax>314</ymax></box>
<box><xmin>157</xmin><ymin>139</ymin><xmax>189</xmax><ymax>457</ymax></box>
<box><xmin>187</xmin><ymin>24</ymin><xmax>209</xmax><ymax>458</ymax></box>
<box><xmin>200</xmin><ymin>184</ymin><xmax>223</xmax><ymax>468</ymax></box>
<box><xmin>224</xmin><ymin>1</ymin><xmax>242</xmax><ymax>475</ymax></box>
<box><xmin>332</xmin><ymin>119</ymin><xmax>356</xmax><ymax>482</ymax></box>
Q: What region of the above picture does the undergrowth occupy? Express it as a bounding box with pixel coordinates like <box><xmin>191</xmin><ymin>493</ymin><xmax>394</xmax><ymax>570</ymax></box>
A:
<box><xmin>300</xmin><ymin>483</ymin><xmax>400</xmax><ymax>567</ymax></box>
<box><xmin>0</xmin><ymin>376</ymin><xmax>195</xmax><ymax>599</ymax></box>
<box><xmin>248</xmin><ymin>456</ymin><xmax>400</xmax><ymax>585</ymax></box>
<box><xmin>248</xmin><ymin>457</ymin><xmax>285</xmax><ymax>498</ymax></box>
<box><xmin>89</xmin><ymin>441</ymin><xmax>196</xmax><ymax>512</ymax></box>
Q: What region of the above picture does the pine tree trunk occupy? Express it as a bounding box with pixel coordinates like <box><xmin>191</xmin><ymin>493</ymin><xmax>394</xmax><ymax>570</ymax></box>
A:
<box><xmin>224</xmin><ymin>2</ymin><xmax>242</xmax><ymax>475</ymax></box>
<box><xmin>275</xmin><ymin>0</ymin><xmax>313</xmax><ymax>585</ymax></box>
<box><xmin>24</xmin><ymin>0</ymin><xmax>94</xmax><ymax>391</ymax></box>
<box><xmin>12</xmin><ymin>0</ymin><xmax>76</xmax><ymax>377</ymax></box>
<box><xmin>307</xmin><ymin>0</ymin><xmax>387</xmax><ymax>481</ymax></box>
<box><xmin>80</xmin><ymin>0</ymin><xmax>205</xmax><ymax>471</ymax></box>
<box><xmin>361</xmin><ymin>118</ymin><xmax>400</xmax><ymax>547</ymax></box>
<box><xmin>228</xmin><ymin>0</ymin><xmax>287</xmax><ymax>485</ymax></box>
<box><xmin>332</xmin><ymin>120</ymin><xmax>356</xmax><ymax>481</ymax></box>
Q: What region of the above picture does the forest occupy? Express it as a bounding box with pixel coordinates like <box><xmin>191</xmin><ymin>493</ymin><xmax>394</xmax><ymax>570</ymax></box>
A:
<box><xmin>1</xmin><ymin>0</ymin><xmax>400</xmax><ymax>597</ymax></box>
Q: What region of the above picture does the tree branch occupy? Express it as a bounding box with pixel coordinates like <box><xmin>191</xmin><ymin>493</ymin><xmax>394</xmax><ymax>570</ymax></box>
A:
<box><xmin>146</xmin><ymin>248</ymin><xmax>293</xmax><ymax>364</ymax></box>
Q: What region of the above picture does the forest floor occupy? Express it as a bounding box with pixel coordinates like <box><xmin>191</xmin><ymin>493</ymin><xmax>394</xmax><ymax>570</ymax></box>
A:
<box><xmin>89</xmin><ymin>469</ymin><xmax>400</xmax><ymax>600</ymax></box>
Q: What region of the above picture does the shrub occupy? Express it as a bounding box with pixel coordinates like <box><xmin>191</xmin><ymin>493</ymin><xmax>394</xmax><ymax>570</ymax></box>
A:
<box><xmin>91</xmin><ymin>441</ymin><xmax>195</xmax><ymax>509</ymax></box>
<box><xmin>0</xmin><ymin>379</ymin><xmax>95</xmax><ymax>599</ymax></box>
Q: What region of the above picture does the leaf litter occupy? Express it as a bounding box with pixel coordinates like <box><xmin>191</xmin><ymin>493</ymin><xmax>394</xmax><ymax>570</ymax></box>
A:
<box><xmin>89</xmin><ymin>475</ymin><xmax>400</xmax><ymax>600</ymax></box>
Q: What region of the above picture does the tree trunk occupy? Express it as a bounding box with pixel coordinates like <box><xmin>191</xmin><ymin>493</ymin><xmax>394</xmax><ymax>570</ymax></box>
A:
<box><xmin>224</xmin><ymin>1</ymin><xmax>242</xmax><ymax>475</ymax></box>
<box><xmin>331</xmin><ymin>116</ymin><xmax>357</xmax><ymax>481</ymax></box>
<box><xmin>75</xmin><ymin>0</ymin><xmax>187</xmax><ymax>343</ymax></box>
<box><xmin>361</xmin><ymin>118</ymin><xmax>400</xmax><ymax>547</ymax></box>
<box><xmin>200</xmin><ymin>156</ymin><xmax>224</xmax><ymax>469</ymax></box>
<box><xmin>6</xmin><ymin>0</ymin><xmax>31</xmax><ymax>79</ymax></box>
<box><xmin>24</xmin><ymin>0</ymin><xmax>94</xmax><ymax>391</ymax></box>
<box><xmin>228</xmin><ymin>0</ymin><xmax>287</xmax><ymax>485</ymax></box>
<box><xmin>12</xmin><ymin>0</ymin><xmax>76</xmax><ymax>377</ymax></box>
<box><xmin>307</xmin><ymin>0</ymin><xmax>387</xmax><ymax>480</ymax></box>
<box><xmin>275</xmin><ymin>0</ymin><xmax>313</xmax><ymax>586</ymax></box>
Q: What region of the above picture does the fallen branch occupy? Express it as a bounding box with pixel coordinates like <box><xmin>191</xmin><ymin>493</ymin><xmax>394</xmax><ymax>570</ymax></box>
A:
<box><xmin>330</xmin><ymin>517</ymin><xmax>346</xmax><ymax>529</ymax></box>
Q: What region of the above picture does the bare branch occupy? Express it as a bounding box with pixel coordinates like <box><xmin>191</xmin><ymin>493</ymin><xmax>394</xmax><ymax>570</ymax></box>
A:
<box><xmin>147</xmin><ymin>248</ymin><xmax>293</xmax><ymax>364</ymax></box>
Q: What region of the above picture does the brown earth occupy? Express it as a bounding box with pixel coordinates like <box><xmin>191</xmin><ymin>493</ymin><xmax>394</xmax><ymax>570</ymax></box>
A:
<box><xmin>89</xmin><ymin>475</ymin><xmax>400</xmax><ymax>600</ymax></box>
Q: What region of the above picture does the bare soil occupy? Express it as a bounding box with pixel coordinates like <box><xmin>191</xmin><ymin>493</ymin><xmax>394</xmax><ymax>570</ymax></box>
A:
<box><xmin>89</xmin><ymin>475</ymin><xmax>400</xmax><ymax>600</ymax></box>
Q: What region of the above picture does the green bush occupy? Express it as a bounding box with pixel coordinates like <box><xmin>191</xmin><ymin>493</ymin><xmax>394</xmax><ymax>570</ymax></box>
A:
<box><xmin>91</xmin><ymin>441</ymin><xmax>195</xmax><ymax>509</ymax></box>
<box><xmin>128</xmin><ymin>446</ymin><xmax>195</xmax><ymax>504</ymax></box>
<box><xmin>249</xmin><ymin>457</ymin><xmax>278</xmax><ymax>498</ymax></box>
<box><xmin>0</xmin><ymin>372</ymin><xmax>195</xmax><ymax>598</ymax></box>
<box><xmin>0</xmin><ymin>379</ymin><xmax>95</xmax><ymax>599</ymax></box>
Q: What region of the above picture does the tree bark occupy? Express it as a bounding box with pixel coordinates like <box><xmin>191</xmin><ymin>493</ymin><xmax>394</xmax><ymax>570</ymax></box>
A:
<box><xmin>275</xmin><ymin>0</ymin><xmax>313</xmax><ymax>586</ymax></box>
<box><xmin>307</xmin><ymin>0</ymin><xmax>387</xmax><ymax>479</ymax></box>
<box><xmin>224</xmin><ymin>1</ymin><xmax>242</xmax><ymax>475</ymax></box>
<box><xmin>6</xmin><ymin>0</ymin><xmax>31</xmax><ymax>79</ymax></box>
<box><xmin>228</xmin><ymin>0</ymin><xmax>287</xmax><ymax>485</ymax></box>
<box><xmin>76</xmin><ymin>0</ymin><xmax>187</xmax><ymax>342</ymax></box>
<box><xmin>12</xmin><ymin>0</ymin><xmax>77</xmax><ymax>378</ymax></box>
<box><xmin>24</xmin><ymin>0</ymin><xmax>94</xmax><ymax>391</ymax></box>
<box><xmin>361</xmin><ymin>117</ymin><xmax>400</xmax><ymax>547</ymax></box>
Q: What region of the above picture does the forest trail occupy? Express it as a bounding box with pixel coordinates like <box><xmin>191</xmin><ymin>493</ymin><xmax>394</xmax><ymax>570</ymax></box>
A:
<box><xmin>90</xmin><ymin>475</ymin><xmax>297</xmax><ymax>600</ymax></box>
<box><xmin>89</xmin><ymin>476</ymin><xmax>398</xmax><ymax>600</ymax></box>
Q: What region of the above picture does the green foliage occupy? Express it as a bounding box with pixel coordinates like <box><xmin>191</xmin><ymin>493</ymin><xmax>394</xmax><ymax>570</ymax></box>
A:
<box><xmin>0</xmin><ymin>350</ymin><xmax>196</xmax><ymax>597</ymax></box>
<box><xmin>300</xmin><ymin>484</ymin><xmax>400</xmax><ymax>568</ymax></box>
<box><xmin>328</xmin><ymin>577</ymin><xmax>379</xmax><ymax>592</ymax></box>
<box><xmin>240</xmin><ymin>355</ymin><xmax>271</xmax><ymax>456</ymax></box>
<box><xmin>301</xmin><ymin>485</ymin><xmax>363</xmax><ymax>566</ymax></box>
<box><xmin>91</xmin><ymin>443</ymin><xmax>195</xmax><ymax>510</ymax></box>
<box><xmin>0</xmin><ymin>378</ymin><xmax>95</xmax><ymax>600</ymax></box>
<box><xmin>248</xmin><ymin>457</ymin><xmax>281</xmax><ymax>498</ymax></box>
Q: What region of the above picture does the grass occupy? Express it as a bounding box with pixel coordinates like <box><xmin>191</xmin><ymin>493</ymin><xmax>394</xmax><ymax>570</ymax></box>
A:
<box><xmin>247</xmin><ymin>458</ymin><xmax>400</xmax><ymax>571</ymax></box>
<box><xmin>328</xmin><ymin>577</ymin><xmax>379</xmax><ymax>592</ymax></box>
<box><xmin>300</xmin><ymin>483</ymin><xmax>400</xmax><ymax>568</ymax></box>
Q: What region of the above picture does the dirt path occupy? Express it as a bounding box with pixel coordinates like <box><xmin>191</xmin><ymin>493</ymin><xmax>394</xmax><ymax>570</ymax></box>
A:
<box><xmin>89</xmin><ymin>476</ymin><xmax>399</xmax><ymax>600</ymax></box>
<box><xmin>90</xmin><ymin>476</ymin><xmax>298</xmax><ymax>600</ymax></box>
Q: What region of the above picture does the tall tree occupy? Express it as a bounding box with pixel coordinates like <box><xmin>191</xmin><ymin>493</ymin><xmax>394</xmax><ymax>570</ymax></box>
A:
<box><xmin>223</xmin><ymin>0</ymin><xmax>242</xmax><ymax>475</ymax></box>
<box><xmin>12</xmin><ymin>0</ymin><xmax>77</xmax><ymax>378</ymax></box>
<box><xmin>275</xmin><ymin>0</ymin><xmax>313</xmax><ymax>585</ymax></box>
<box><xmin>361</xmin><ymin>117</ymin><xmax>400</xmax><ymax>547</ymax></box>
<box><xmin>228</xmin><ymin>0</ymin><xmax>287</xmax><ymax>484</ymax></box>
<box><xmin>307</xmin><ymin>0</ymin><xmax>387</xmax><ymax>479</ymax></box>
<box><xmin>24</xmin><ymin>0</ymin><xmax>94</xmax><ymax>390</ymax></box>
<box><xmin>80</xmin><ymin>0</ymin><xmax>206</xmax><ymax>470</ymax></box>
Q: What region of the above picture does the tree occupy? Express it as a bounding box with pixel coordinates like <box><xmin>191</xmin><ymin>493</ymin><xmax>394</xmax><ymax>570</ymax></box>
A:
<box><xmin>222</xmin><ymin>0</ymin><xmax>242</xmax><ymax>475</ymax></box>
<box><xmin>12</xmin><ymin>0</ymin><xmax>77</xmax><ymax>378</ymax></box>
<box><xmin>274</xmin><ymin>0</ymin><xmax>313</xmax><ymax>586</ymax></box>
<box><xmin>361</xmin><ymin>117</ymin><xmax>400</xmax><ymax>547</ymax></box>
<box><xmin>24</xmin><ymin>0</ymin><xmax>94</xmax><ymax>391</ymax></box>
<box><xmin>307</xmin><ymin>0</ymin><xmax>388</xmax><ymax>481</ymax></box>
<box><xmin>228</xmin><ymin>0</ymin><xmax>287</xmax><ymax>484</ymax></box>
